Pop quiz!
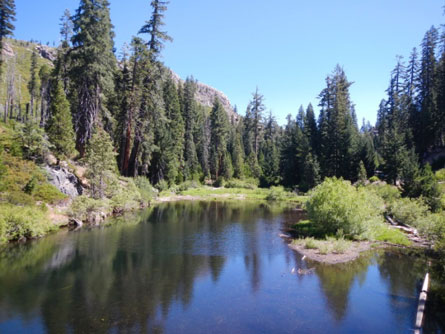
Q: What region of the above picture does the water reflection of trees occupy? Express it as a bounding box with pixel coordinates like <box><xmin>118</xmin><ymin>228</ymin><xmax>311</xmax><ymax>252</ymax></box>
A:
<box><xmin>313</xmin><ymin>254</ymin><xmax>372</xmax><ymax>321</ymax></box>
<box><xmin>0</xmin><ymin>201</ymin><xmax>283</xmax><ymax>333</ymax></box>
<box><xmin>377</xmin><ymin>250</ymin><xmax>426</xmax><ymax>327</ymax></box>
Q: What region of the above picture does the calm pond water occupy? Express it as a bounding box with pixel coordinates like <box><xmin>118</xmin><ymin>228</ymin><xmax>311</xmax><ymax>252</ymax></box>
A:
<box><xmin>0</xmin><ymin>201</ymin><xmax>444</xmax><ymax>334</ymax></box>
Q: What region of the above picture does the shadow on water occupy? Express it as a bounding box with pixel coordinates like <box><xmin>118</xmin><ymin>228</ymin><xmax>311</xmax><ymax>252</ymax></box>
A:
<box><xmin>0</xmin><ymin>201</ymin><xmax>443</xmax><ymax>334</ymax></box>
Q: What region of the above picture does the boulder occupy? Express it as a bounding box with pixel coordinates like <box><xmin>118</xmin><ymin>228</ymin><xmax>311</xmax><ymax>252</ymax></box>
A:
<box><xmin>44</xmin><ymin>165</ymin><xmax>83</xmax><ymax>198</ymax></box>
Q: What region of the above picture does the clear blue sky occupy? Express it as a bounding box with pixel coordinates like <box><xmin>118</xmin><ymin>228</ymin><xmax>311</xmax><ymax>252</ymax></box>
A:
<box><xmin>14</xmin><ymin>0</ymin><xmax>444</xmax><ymax>125</ymax></box>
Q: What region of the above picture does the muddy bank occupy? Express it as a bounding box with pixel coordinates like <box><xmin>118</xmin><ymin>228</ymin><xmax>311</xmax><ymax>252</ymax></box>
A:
<box><xmin>288</xmin><ymin>241</ymin><xmax>374</xmax><ymax>264</ymax></box>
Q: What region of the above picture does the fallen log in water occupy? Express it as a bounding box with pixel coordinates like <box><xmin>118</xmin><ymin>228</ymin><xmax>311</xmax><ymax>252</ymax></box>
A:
<box><xmin>414</xmin><ymin>273</ymin><xmax>429</xmax><ymax>334</ymax></box>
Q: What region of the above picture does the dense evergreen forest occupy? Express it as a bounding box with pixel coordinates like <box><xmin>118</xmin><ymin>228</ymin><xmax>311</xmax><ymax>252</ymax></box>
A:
<box><xmin>0</xmin><ymin>0</ymin><xmax>445</xmax><ymax>207</ymax></box>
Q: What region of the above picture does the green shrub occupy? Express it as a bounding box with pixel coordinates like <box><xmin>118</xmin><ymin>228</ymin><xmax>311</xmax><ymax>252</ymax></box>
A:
<box><xmin>134</xmin><ymin>176</ymin><xmax>157</xmax><ymax>202</ymax></box>
<box><xmin>6</xmin><ymin>191</ymin><xmax>35</xmax><ymax>206</ymax></box>
<box><xmin>111</xmin><ymin>178</ymin><xmax>142</xmax><ymax>212</ymax></box>
<box><xmin>369</xmin><ymin>175</ymin><xmax>380</xmax><ymax>183</ymax></box>
<box><xmin>69</xmin><ymin>196</ymin><xmax>111</xmax><ymax>221</ymax></box>
<box><xmin>225</xmin><ymin>178</ymin><xmax>258</xmax><ymax>189</ymax></box>
<box><xmin>306</xmin><ymin>177</ymin><xmax>385</xmax><ymax>237</ymax></box>
<box><xmin>304</xmin><ymin>237</ymin><xmax>318</xmax><ymax>249</ymax></box>
<box><xmin>176</xmin><ymin>180</ymin><xmax>201</xmax><ymax>192</ymax></box>
<box><xmin>436</xmin><ymin>169</ymin><xmax>445</xmax><ymax>182</ymax></box>
<box><xmin>374</xmin><ymin>226</ymin><xmax>411</xmax><ymax>246</ymax></box>
<box><xmin>266</xmin><ymin>186</ymin><xmax>286</xmax><ymax>201</ymax></box>
<box><xmin>388</xmin><ymin>197</ymin><xmax>429</xmax><ymax>227</ymax></box>
<box><xmin>367</xmin><ymin>183</ymin><xmax>401</xmax><ymax>204</ymax></box>
<box><xmin>213</xmin><ymin>177</ymin><xmax>225</xmax><ymax>188</ymax></box>
<box><xmin>155</xmin><ymin>179</ymin><xmax>169</xmax><ymax>192</ymax></box>
<box><xmin>0</xmin><ymin>204</ymin><xmax>54</xmax><ymax>243</ymax></box>
<box><xmin>33</xmin><ymin>183</ymin><xmax>67</xmax><ymax>204</ymax></box>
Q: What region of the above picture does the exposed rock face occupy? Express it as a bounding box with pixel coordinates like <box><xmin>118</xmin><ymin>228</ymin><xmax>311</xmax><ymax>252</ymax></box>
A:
<box><xmin>2</xmin><ymin>42</ymin><xmax>14</xmax><ymax>58</ymax></box>
<box><xmin>44</xmin><ymin>165</ymin><xmax>83</xmax><ymax>198</ymax></box>
<box><xmin>169</xmin><ymin>70</ymin><xmax>239</xmax><ymax>122</ymax></box>
<box><xmin>35</xmin><ymin>45</ymin><xmax>57</xmax><ymax>62</ymax></box>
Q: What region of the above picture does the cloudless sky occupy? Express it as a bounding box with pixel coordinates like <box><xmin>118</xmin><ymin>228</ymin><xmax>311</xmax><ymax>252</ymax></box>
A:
<box><xmin>14</xmin><ymin>0</ymin><xmax>444</xmax><ymax>125</ymax></box>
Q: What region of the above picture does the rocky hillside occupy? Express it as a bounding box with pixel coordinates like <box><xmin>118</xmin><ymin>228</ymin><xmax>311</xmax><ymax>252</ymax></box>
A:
<box><xmin>169</xmin><ymin>70</ymin><xmax>238</xmax><ymax>121</ymax></box>
<box><xmin>2</xmin><ymin>39</ymin><xmax>238</xmax><ymax>121</ymax></box>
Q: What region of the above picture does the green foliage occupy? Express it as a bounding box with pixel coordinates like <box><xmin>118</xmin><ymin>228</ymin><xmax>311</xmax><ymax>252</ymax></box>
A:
<box><xmin>436</xmin><ymin>169</ymin><xmax>445</xmax><ymax>182</ymax></box>
<box><xmin>33</xmin><ymin>183</ymin><xmax>67</xmax><ymax>204</ymax></box>
<box><xmin>225</xmin><ymin>178</ymin><xmax>258</xmax><ymax>190</ymax></box>
<box><xmin>388</xmin><ymin>197</ymin><xmax>429</xmax><ymax>227</ymax></box>
<box><xmin>209</xmin><ymin>98</ymin><xmax>230</xmax><ymax>179</ymax></box>
<box><xmin>416</xmin><ymin>164</ymin><xmax>441</xmax><ymax>212</ymax></box>
<box><xmin>374</xmin><ymin>226</ymin><xmax>411</xmax><ymax>246</ymax></box>
<box><xmin>357</xmin><ymin>160</ymin><xmax>367</xmax><ymax>184</ymax></box>
<box><xmin>174</xmin><ymin>180</ymin><xmax>200</xmax><ymax>193</ymax></box>
<box><xmin>367</xmin><ymin>183</ymin><xmax>401</xmax><ymax>204</ymax></box>
<box><xmin>16</xmin><ymin>121</ymin><xmax>51</xmax><ymax>161</ymax></box>
<box><xmin>155</xmin><ymin>179</ymin><xmax>169</xmax><ymax>192</ymax></box>
<box><xmin>266</xmin><ymin>186</ymin><xmax>286</xmax><ymax>201</ymax></box>
<box><xmin>213</xmin><ymin>177</ymin><xmax>225</xmax><ymax>188</ymax></box>
<box><xmin>0</xmin><ymin>204</ymin><xmax>54</xmax><ymax>244</ymax></box>
<box><xmin>369</xmin><ymin>175</ymin><xmax>380</xmax><ymax>183</ymax></box>
<box><xmin>85</xmin><ymin>127</ymin><xmax>118</xmax><ymax>199</ymax></box>
<box><xmin>134</xmin><ymin>176</ymin><xmax>156</xmax><ymax>202</ymax></box>
<box><xmin>306</xmin><ymin>178</ymin><xmax>385</xmax><ymax>237</ymax></box>
<box><xmin>69</xmin><ymin>196</ymin><xmax>111</xmax><ymax>221</ymax></box>
<box><xmin>46</xmin><ymin>81</ymin><xmax>76</xmax><ymax>158</ymax></box>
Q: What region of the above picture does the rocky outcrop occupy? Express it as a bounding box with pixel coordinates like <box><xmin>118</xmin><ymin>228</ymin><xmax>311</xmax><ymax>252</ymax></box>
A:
<box><xmin>44</xmin><ymin>165</ymin><xmax>83</xmax><ymax>198</ymax></box>
<box><xmin>169</xmin><ymin>70</ymin><xmax>239</xmax><ymax>122</ymax></box>
<box><xmin>35</xmin><ymin>44</ymin><xmax>57</xmax><ymax>62</ymax></box>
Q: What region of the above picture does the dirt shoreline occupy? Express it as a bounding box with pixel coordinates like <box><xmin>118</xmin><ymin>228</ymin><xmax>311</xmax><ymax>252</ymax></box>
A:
<box><xmin>287</xmin><ymin>241</ymin><xmax>375</xmax><ymax>264</ymax></box>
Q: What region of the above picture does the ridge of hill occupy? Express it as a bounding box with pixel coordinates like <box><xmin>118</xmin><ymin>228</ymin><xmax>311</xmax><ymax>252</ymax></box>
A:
<box><xmin>1</xmin><ymin>39</ymin><xmax>238</xmax><ymax>121</ymax></box>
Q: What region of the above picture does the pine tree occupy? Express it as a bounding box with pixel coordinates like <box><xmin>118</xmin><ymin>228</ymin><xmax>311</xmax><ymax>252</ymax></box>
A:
<box><xmin>85</xmin><ymin>126</ymin><xmax>117</xmax><ymax>199</ymax></box>
<box><xmin>27</xmin><ymin>51</ymin><xmax>39</xmax><ymax>119</ymax></box>
<box><xmin>247</xmin><ymin>88</ymin><xmax>265</xmax><ymax>156</ymax></box>
<box><xmin>357</xmin><ymin>160</ymin><xmax>367</xmax><ymax>184</ymax></box>
<box><xmin>300</xmin><ymin>152</ymin><xmax>321</xmax><ymax>192</ymax></box>
<box><xmin>209</xmin><ymin>98</ymin><xmax>229</xmax><ymax>179</ymax></box>
<box><xmin>280</xmin><ymin>114</ymin><xmax>300</xmax><ymax>187</ymax></box>
<box><xmin>162</xmin><ymin>76</ymin><xmax>184</xmax><ymax>184</ymax></box>
<box><xmin>260</xmin><ymin>112</ymin><xmax>280</xmax><ymax>186</ymax></box>
<box><xmin>39</xmin><ymin>65</ymin><xmax>52</xmax><ymax>127</ymax></box>
<box><xmin>139</xmin><ymin>0</ymin><xmax>172</xmax><ymax>61</ymax></box>
<box><xmin>0</xmin><ymin>0</ymin><xmax>15</xmax><ymax>81</ymax></box>
<box><xmin>60</xmin><ymin>9</ymin><xmax>73</xmax><ymax>47</ymax></box>
<box><xmin>70</xmin><ymin>0</ymin><xmax>116</xmax><ymax>156</ymax></box>
<box><xmin>46</xmin><ymin>81</ymin><xmax>76</xmax><ymax>158</ymax></box>
<box><xmin>415</xmin><ymin>27</ymin><xmax>439</xmax><ymax>154</ymax></box>
<box><xmin>182</xmin><ymin>77</ymin><xmax>200</xmax><ymax>179</ymax></box>
<box><xmin>318</xmin><ymin>65</ymin><xmax>357</xmax><ymax>179</ymax></box>
<box><xmin>229</xmin><ymin>118</ymin><xmax>245</xmax><ymax>179</ymax></box>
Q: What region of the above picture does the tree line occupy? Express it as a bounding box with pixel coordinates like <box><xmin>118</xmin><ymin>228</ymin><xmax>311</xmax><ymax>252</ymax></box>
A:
<box><xmin>1</xmin><ymin>0</ymin><xmax>444</xmax><ymax>203</ymax></box>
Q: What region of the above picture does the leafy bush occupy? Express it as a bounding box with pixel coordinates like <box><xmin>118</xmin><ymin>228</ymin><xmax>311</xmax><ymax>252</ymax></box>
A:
<box><xmin>155</xmin><ymin>179</ymin><xmax>169</xmax><ymax>192</ymax></box>
<box><xmin>266</xmin><ymin>186</ymin><xmax>286</xmax><ymax>201</ymax></box>
<box><xmin>304</xmin><ymin>237</ymin><xmax>318</xmax><ymax>249</ymax></box>
<box><xmin>225</xmin><ymin>178</ymin><xmax>258</xmax><ymax>189</ymax></box>
<box><xmin>213</xmin><ymin>177</ymin><xmax>225</xmax><ymax>188</ymax></box>
<box><xmin>69</xmin><ymin>196</ymin><xmax>112</xmax><ymax>221</ymax></box>
<box><xmin>175</xmin><ymin>180</ymin><xmax>201</xmax><ymax>192</ymax></box>
<box><xmin>134</xmin><ymin>176</ymin><xmax>157</xmax><ymax>202</ymax></box>
<box><xmin>33</xmin><ymin>183</ymin><xmax>67</xmax><ymax>204</ymax></box>
<box><xmin>367</xmin><ymin>183</ymin><xmax>401</xmax><ymax>204</ymax></box>
<box><xmin>374</xmin><ymin>225</ymin><xmax>411</xmax><ymax>246</ymax></box>
<box><xmin>306</xmin><ymin>177</ymin><xmax>385</xmax><ymax>237</ymax></box>
<box><xmin>0</xmin><ymin>204</ymin><xmax>54</xmax><ymax>243</ymax></box>
<box><xmin>388</xmin><ymin>197</ymin><xmax>429</xmax><ymax>227</ymax></box>
<box><xmin>436</xmin><ymin>169</ymin><xmax>445</xmax><ymax>182</ymax></box>
<box><xmin>369</xmin><ymin>175</ymin><xmax>380</xmax><ymax>183</ymax></box>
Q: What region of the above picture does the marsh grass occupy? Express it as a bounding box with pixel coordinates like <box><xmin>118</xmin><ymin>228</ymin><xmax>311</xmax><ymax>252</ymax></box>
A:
<box><xmin>293</xmin><ymin>236</ymin><xmax>354</xmax><ymax>254</ymax></box>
